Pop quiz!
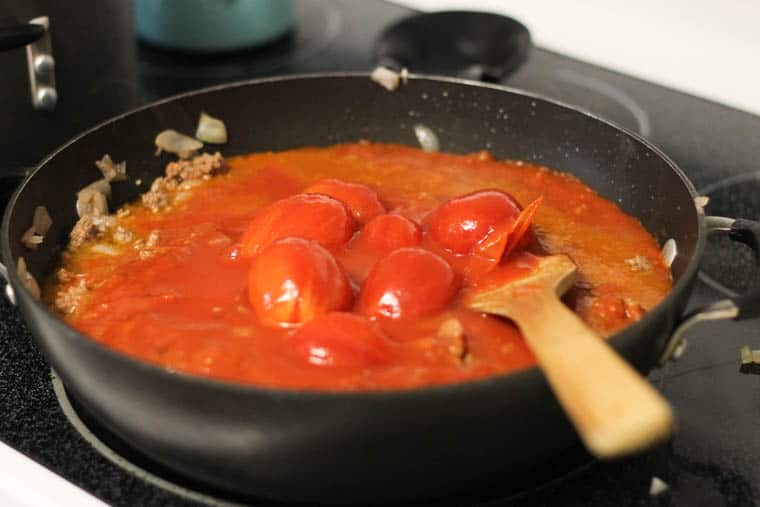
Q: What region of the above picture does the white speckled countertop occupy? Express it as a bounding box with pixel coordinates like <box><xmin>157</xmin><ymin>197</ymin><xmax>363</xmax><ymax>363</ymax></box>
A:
<box><xmin>0</xmin><ymin>441</ymin><xmax>107</xmax><ymax>507</ymax></box>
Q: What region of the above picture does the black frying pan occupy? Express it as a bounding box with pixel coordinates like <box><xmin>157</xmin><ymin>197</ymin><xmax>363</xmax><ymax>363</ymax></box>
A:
<box><xmin>2</xmin><ymin>74</ymin><xmax>759</xmax><ymax>504</ymax></box>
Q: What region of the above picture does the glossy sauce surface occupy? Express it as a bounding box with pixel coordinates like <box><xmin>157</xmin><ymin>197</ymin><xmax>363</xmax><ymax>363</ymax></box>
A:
<box><xmin>48</xmin><ymin>143</ymin><xmax>672</xmax><ymax>390</ymax></box>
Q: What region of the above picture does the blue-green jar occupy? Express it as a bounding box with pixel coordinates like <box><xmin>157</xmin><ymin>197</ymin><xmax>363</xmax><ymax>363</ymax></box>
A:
<box><xmin>135</xmin><ymin>0</ymin><xmax>294</xmax><ymax>53</ymax></box>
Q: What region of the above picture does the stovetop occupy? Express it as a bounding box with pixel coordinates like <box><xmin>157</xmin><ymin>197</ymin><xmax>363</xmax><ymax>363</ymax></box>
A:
<box><xmin>1</xmin><ymin>1</ymin><xmax>760</xmax><ymax>506</ymax></box>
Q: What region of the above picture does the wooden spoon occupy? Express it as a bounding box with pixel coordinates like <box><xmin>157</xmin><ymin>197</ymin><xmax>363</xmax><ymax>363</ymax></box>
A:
<box><xmin>467</xmin><ymin>254</ymin><xmax>674</xmax><ymax>459</ymax></box>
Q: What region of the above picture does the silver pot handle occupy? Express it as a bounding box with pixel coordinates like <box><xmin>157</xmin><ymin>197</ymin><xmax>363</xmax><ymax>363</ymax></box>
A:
<box><xmin>659</xmin><ymin>215</ymin><xmax>760</xmax><ymax>365</ymax></box>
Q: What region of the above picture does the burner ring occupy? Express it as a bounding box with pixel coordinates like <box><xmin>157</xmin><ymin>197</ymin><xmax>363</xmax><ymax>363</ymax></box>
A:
<box><xmin>51</xmin><ymin>371</ymin><xmax>251</xmax><ymax>507</ymax></box>
<box><xmin>52</xmin><ymin>369</ymin><xmax>596</xmax><ymax>505</ymax></box>
<box><xmin>697</xmin><ymin>171</ymin><xmax>760</xmax><ymax>297</ymax></box>
<box><xmin>555</xmin><ymin>69</ymin><xmax>652</xmax><ymax>137</ymax></box>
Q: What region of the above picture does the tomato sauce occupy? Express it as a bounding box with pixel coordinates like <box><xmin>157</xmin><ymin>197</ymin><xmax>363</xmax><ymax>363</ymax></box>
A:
<box><xmin>47</xmin><ymin>143</ymin><xmax>672</xmax><ymax>390</ymax></box>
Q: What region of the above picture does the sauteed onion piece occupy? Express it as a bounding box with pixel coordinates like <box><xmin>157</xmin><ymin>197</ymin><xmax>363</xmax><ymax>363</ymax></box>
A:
<box><xmin>75</xmin><ymin>155</ymin><xmax>128</xmax><ymax>218</ymax></box>
<box><xmin>413</xmin><ymin>124</ymin><xmax>439</xmax><ymax>152</ymax></box>
<box><xmin>76</xmin><ymin>179</ymin><xmax>110</xmax><ymax>217</ymax></box>
<box><xmin>195</xmin><ymin>112</ymin><xmax>228</xmax><ymax>144</ymax></box>
<box><xmin>95</xmin><ymin>154</ymin><xmax>127</xmax><ymax>182</ymax></box>
<box><xmin>371</xmin><ymin>66</ymin><xmax>401</xmax><ymax>91</ymax></box>
<box><xmin>17</xmin><ymin>257</ymin><xmax>41</xmax><ymax>300</ymax></box>
<box><xmin>20</xmin><ymin>205</ymin><xmax>52</xmax><ymax>250</ymax></box>
<box><xmin>661</xmin><ymin>238</ymin><xmax>677</xmax><ymax>268</ymax></box>
<box><xmin>155</xmin><ymin>129</ymin><xmax>203</xmax><ymax>159</ymax></box>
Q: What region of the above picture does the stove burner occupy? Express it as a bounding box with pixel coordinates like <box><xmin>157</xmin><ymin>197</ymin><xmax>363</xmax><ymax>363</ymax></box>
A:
<box><xmin>51</xmin><ymin>372</ymin><xmax>254</xmax><ymax>506</ymax></box>
<box><xmin>554</xmin><ymin>69</ymin><xmax>652</xmax><ymax>137</ymax></box>
<box><xmin>52</xmin><ymin>372</ymin><xmax>595</xmax><ymax>506</ymax></box>
<box><xmin>698</xmin><ymin>172</ymin><xmax>760</xmax><ymax>297</ymax></box>
<box><xmin>507</xmin><ymin>62</ymin><xmax>652</xmax><ymax>136</ymax></box>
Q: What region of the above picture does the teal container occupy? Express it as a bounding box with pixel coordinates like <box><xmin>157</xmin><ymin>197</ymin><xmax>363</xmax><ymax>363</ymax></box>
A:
<box><xmin>135</xmin><ymin>0</ymin><xmax>294</xmax><ymax>53</ymax></box>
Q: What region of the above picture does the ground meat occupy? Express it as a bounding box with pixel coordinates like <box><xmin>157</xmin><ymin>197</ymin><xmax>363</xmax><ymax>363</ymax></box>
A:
<box><xmin>56</xmin><ymin>268</ymin><xmax>74</xmax><ymax>283</ymax></box>
<box><xmin>141</xmin><ymin>152</ymin><xmax>226</xmax><ymax>213</ymax></box>
<box><xmin>145</xmin><ymin>230</ymin><xmax>159</xmax><ymax>248</ymax></box>
<box><xmin>437</xmin><ymin>318</ymin><xmax>467</xmax><ymax>360</ymax></box>
<box><xmin>624</xmin><ymin>299</ymin><xmax>646</xmax><ymax>321</ymax></box>
<box><xmin>55</xmin><ymin>278</ymin><xmax>88</xmax><ymax>314</ymax></box>
<box><xmin>69</xmin><ymin>214</ymin><xmax>115</xmax><ymax>249</ymax></box>
<box><xmin>624</xmin><ymin>255</ymin><xmax>652</xmax><ymax>272</ymax></box>
<box><xmin>132</xmin><ymin>230</ymin><xmax>160</xmax><ymax>260</ymax></box>
<box><xmin>141</xmin><ymin>177</ymin><xmax>170</xmax><ymax>212</ymax></box>
<box><xmin>165</xmin><ymin>152</ymin><xmax>226</xmax><ymax>181</ymax></box>
<box><xmin>112</xmin><ymin>226</ymin><xmax>133</xmax><ymax>243</ymax></box>
<box><xmin>64</xmin><ymin>152</ymin><xmax>225</xmax><ymax>274</ymax></box>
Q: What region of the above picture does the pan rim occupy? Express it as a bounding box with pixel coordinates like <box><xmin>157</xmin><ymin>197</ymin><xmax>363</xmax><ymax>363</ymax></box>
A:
<box><xmin>1</xmin><ymin>71</ymin><xmax>705</xmax><ymax>400</ymax></box>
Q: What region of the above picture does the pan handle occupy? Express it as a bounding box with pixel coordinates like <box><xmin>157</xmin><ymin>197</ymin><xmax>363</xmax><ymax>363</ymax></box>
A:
<box><xmin>659</xmin><ymin>216</ymin><xmax>760</xmax><ymax>365</ymax></box>
<box><xmin>0</xmin><ymin>168</ymin><xmax>33</xmax><ymax>306</ymax></box>
<box><xmin>0</xmin><ymin>23</ymin><xmax>45</xmax><ymax>51</ymax></box>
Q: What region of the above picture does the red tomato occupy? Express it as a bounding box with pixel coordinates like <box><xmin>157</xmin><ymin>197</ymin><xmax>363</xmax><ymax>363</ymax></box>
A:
<box><xmin>240</xmin><ymin>194</ymin><xmax>353</xmax><ymax>257</ymax></box>
<box><xmin>426</xmin><ymin>190</ymin><xmax>521</xmax><ymax>254</ymax></box>
<box><xmin>247</xmin><ymin>238</ymin><xmax>353</xmax><ymax>327</ymax></box>
<box><xmin>290</xmin><ymin>312</ymin><xmax>396</xmax><ymax>368</ymax></box>
<box><xmin>358</xmin><ymin>214</ymin><xmax>422</xmax><ymax>252</ymax></box>
<box><xmin>465</xmin><ymin>197</ymin><xmax>543</xmax><ymax>282</ymax></box>
<box><xmin>304</xmin><ymin>179</ymin><xmax>386</xmax><ymax>224</ymax></box>
<box><xmin>360</xmin><ymin>247</ymin><xmax>458</xmax><ymax>319</ymax></box>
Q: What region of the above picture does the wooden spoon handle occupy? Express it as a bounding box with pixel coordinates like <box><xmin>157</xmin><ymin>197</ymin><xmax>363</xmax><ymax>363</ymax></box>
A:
<box><xmin>516</xmin><ymin>296</ymin><xmax>674</xmax><ymax>458</ymax></box>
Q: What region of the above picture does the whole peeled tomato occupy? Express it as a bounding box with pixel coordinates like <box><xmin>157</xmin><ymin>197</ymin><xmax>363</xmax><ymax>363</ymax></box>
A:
<box><xmin>360</xmin><ymin>247</ymin><xmax>458</xmax><ymax>320</ymax></box>
<box><xmin>358</xmin><ymin>213</ymin><xmax>422</xmax><ymax>253</ymax></box>
<box><xmin>240</xmin><ymin>193</ymin><xmax>353</xmax><ymax>257</ymax></box>
<box><xmin>247</xmin><ymin>237</ymin><xmax>353</xmax><ymax>327</ymax></box>
<box><xmin>304</xmin><ymin>179</ymin><xmax>386</xmax><ymax>224</ymax></box>
<box><xmin>290</xmin><ymin>312</ymin><xmax>396</xmax><ymax>368</ymax></box>
<box><xmin>426</xmin><ymin>190</ymin><xmax>522</xmax><ymax>254</ymax></box>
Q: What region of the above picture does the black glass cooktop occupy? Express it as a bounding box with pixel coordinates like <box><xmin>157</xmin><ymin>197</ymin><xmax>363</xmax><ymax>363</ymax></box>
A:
<box><xmin>1</xmin><ymin>1</ymin><xmax>759</xmax><ymax>506</ymax></box>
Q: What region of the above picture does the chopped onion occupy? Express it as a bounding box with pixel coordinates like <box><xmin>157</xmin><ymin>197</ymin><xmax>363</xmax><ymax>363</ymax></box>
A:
<box><xmin>195</xmin><ymin>112</ymin><xmax>228</xmax><ymax>144</ymax></box>
<box><xmin>672</xmin><ymin>339</ymin><xmax>687</xmax><ymax>360</ymax></box>
<box><xmin>95</xmin><ymin>154</ymin><xmax>127</xmax><ymax>181</ymax></box>
<box><xmin>16</xmin><ymin>257</ymin><xmax>41</xmax><ymax>300</ymax></box>
<box><xmin>78</xmin><ymin>178</ymin><xmax>111</xmax><ymax>197</ymax></box>
<box><xmin>694</xmin><ymin>195</ymin><xmax>710</xmax><ymax>211</ymax></box>
<box><xmin>155</xmin><ymin>130</ymin><xmax>203</xmax><ymax>159</ymax></box>
<box><xmin>414</xmin><ymin>124</ymin><xmax>439</xmax><ymax>152</ymax></box>
<box><xmin>649</xmin><ymin>476</ymin><xmax>669</xmax><ymax>496</ymax></box>
<box><xmin>20</xmin><ymin>206</ymin><xmax>53</xmax><ymax>250</ymax></box>
<box><xmin>76</xmin><ymin>179</ymin><xmax>110</xmax><ymax>217</ymax></box>
<box><xmin>34</xmin><ymin>205</ymin><xmax>53</xmax><ymax>233</ymax></box>
<box><xmin>661</xmin><ymin>238</ymin><xmax>677</xmax><ymax>268</ymax></box>
<box><xmin>371</xmin><ymin>66</ymin><xmax>400</xmax><ymax>91</ymax></box>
